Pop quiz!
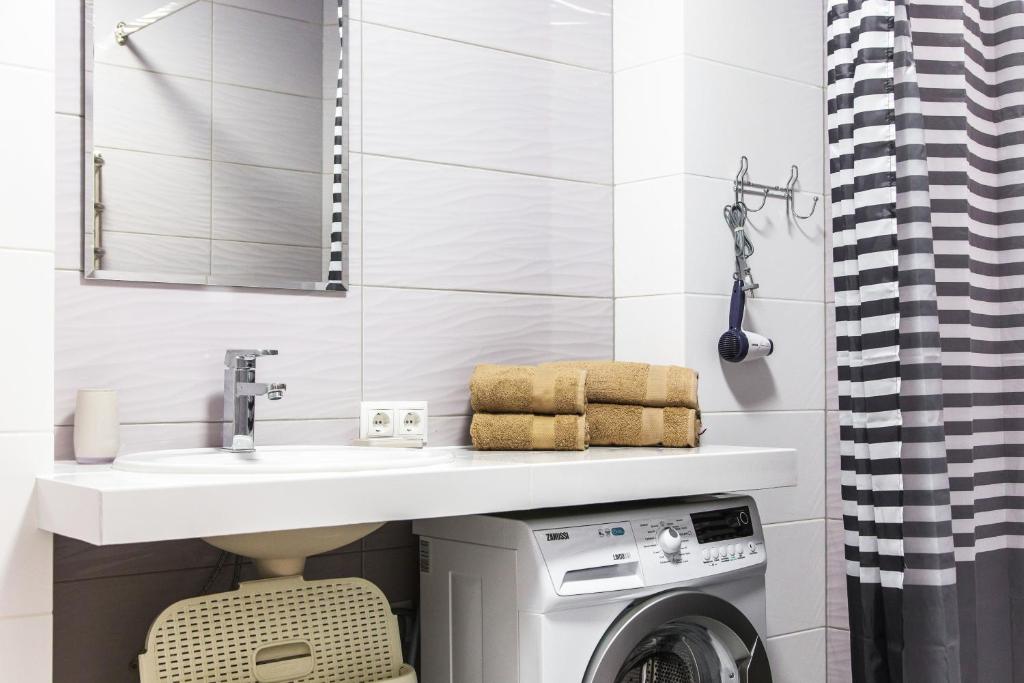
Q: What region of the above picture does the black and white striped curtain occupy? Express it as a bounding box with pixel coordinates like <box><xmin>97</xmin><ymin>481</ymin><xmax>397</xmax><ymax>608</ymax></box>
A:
<box><xmin>828</xmin><ymin>1</ymin><xmax>1024</xmax><ymax>681</ymax></box>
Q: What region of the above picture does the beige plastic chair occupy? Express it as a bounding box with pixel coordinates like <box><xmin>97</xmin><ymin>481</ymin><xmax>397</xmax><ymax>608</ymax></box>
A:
<box><xmin>138</xmin><ymin>575</ymin><xmax>416</xmax><ymax>683</ymax></box>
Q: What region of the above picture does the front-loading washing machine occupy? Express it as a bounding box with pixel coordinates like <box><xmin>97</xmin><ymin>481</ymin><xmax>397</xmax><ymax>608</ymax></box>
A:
<box><xmin>414</xmin><ymin>496</ymin><xmax>771</xmax><ymax>683</ymax></box>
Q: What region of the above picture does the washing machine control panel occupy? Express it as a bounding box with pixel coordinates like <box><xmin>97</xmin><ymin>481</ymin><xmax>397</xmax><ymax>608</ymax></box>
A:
<box><xmin>634</xmin><ymin>504</ymin><xmax>765</xmax><ymax>586</ymax></box>
<box><xmin>533</xmin><ymin>501</ymin><xmax>766</xmax><ymax>593</ymax></box>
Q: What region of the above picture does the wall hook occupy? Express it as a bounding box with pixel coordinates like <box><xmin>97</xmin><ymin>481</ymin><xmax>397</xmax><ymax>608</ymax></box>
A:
<box><xmin>731</xmin><ymin>156</ymin><xmax>818</xmax><ymax>221</ymax></box>
<box><xmin>785</xmin><ymin>165</ymin><xmax>819</xmax><ymax>220</ymax></box>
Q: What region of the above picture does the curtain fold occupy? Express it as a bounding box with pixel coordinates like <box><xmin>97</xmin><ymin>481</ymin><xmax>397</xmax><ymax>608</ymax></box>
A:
<box><xmin>828</xmin><ymin>1</ymin><xmax>1024</xmax><ymax>681</ymax></box>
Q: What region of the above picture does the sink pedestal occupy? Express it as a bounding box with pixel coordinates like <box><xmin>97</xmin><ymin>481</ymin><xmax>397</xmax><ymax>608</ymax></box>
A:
<box><xmin>203</xmin><ymin>522</ymin><xmax>385</xmax><ymax>577</ymax></box>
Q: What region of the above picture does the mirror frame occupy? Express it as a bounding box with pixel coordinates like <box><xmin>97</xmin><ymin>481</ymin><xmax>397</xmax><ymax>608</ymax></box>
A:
<box><xmin>82</xmin><ymin>0</ymin><xmax>349</xmax><ymax>293</ymax></box>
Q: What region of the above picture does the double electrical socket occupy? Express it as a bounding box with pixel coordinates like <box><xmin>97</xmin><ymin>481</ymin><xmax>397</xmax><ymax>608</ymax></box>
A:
<box><xmin>359</xmin><ymin>401</ymin><xmax>429</xmax><ymax>442</ymax></box>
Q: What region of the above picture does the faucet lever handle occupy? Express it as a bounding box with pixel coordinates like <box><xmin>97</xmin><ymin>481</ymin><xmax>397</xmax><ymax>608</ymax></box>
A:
<box><xmin>224</xmin><ymin>349</ymin><xmax>278</xmax><ymax>367</ymax></box>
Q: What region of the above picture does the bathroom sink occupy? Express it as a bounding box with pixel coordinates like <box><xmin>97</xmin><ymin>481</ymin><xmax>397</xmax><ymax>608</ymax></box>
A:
<box><xmin>112</xmin><ymin>445</ymin><xmax>455</xmax><ymax>474</ymax></box>
<box><xmin>112</xmin><ymin>445</ymin><xmax>455</xmax><ymax>576</ymax></box>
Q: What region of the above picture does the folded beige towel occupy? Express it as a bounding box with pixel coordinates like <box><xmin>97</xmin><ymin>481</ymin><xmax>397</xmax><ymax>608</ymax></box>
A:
<box><xmin>587</xmin><ymin>404</ymin><xmax>700</xmax><ymax>447</ymax></box>
<box><xmin>470</xmin><ymin>364</ymin><xmax>587</xmax><ymax>415</ymax></box>
<box><xmin>541</xmin><ymin>361</ymin><xmax>699</xmax><ymax>409</ymax></box>
<box><xmin>470</xmin><ymin>414</ymin><xmax>589</xmax><ymax>451</ymax></box>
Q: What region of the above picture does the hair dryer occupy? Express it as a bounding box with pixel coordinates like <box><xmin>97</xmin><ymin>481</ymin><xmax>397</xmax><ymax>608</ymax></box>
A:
<box><xmin>718</xmin><ymin>280</ymin><xmax>774</xmax><ymax>363</ymax></box>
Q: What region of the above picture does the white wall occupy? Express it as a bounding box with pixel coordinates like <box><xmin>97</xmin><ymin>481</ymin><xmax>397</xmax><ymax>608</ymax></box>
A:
<box><xmin>53</xmin><ymin>1</ymin><xmax>612</xmax><ymax>680</ymax></box>
<box><xmin>612</xmin><ymin>2</ymin><xmax>828</xmax><ymax>681</ymax></box>
<box><xmin>0</xmin><ymin>2</ymin><xmax>56</xmax><ymax>680</ymax></box>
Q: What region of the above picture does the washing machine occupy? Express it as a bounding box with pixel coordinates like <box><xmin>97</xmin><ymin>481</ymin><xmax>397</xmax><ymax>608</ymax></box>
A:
<box><xmin>414</xmin><ymin>495</ymin><xmax>771</xmax><ymax>683</ymax></box>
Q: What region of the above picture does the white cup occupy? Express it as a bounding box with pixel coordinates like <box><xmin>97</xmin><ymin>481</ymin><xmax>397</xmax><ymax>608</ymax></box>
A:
<box><xmin>74</xmin><ymin>388</ymin><xmax>120</xmax><ymax>464</ymax></box>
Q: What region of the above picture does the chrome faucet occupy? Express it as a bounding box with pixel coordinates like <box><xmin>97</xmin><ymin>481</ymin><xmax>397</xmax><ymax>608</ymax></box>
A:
<box><xmin>223</xmin><ymin>349</ymin><xmax>286</xmax><ymax>452</ymax></box>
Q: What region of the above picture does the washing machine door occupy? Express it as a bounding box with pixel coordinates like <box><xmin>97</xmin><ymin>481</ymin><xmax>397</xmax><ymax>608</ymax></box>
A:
<box><xmin>582</xmin><ymin>590</ymin><xmax>772</xmax><ymax>683</ymax></box>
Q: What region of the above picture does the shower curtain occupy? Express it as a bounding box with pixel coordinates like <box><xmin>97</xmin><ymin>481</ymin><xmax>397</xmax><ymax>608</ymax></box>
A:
<box><xmin>827</xmin><ymin>1</ymin><xmax>1024</xmax><ymax>682</ymax></box>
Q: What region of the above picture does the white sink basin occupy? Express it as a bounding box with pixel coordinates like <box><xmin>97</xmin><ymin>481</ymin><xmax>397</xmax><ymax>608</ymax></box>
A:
<box><xmin>112</xmin><ymin>444</ymin><xmax>455</xmax><ymax>474</ymax></box>
<box><xmin>112</xmin><ymin>445</ymin><xmax>455</xmax><ymax>576</ymax></box>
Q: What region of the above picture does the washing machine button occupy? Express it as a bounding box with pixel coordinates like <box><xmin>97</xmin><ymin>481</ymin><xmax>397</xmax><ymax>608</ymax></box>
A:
<box><xmin>703</xmin><ymin>549</ymin><xmax>711</xmax><ymax>562</ymax></box>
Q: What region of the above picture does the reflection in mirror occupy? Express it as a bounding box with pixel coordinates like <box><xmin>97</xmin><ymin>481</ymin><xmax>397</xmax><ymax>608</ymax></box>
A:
<box><xmin>85</xmin><ymin>0</ymin><xmax>347</xmax><ymax>292</ymax></box>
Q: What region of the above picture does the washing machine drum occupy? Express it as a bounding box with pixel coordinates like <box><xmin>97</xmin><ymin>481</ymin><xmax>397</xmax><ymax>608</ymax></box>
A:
<box><xmin>584</xmin><ymin>590</ymin><xmax>772</xmax><ymax>683</ymax></box>
<box><xmin>616</xmin><ymin>620</ymin><xmax>732</xmax><ymax>683</ymax></box>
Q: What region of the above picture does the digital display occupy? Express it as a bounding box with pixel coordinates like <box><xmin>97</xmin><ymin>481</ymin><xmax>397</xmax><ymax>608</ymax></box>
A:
<box><xmin>691</xmin><ymin>506</ymin><xmax>753</xmax><ymax>544</ymax></box>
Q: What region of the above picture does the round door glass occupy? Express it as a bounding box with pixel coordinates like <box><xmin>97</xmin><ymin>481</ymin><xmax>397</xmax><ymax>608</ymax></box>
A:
<box><xmin>615</xmin><ymin>618</ymin><xmax>739</xmax><ymax>683</ymax></box>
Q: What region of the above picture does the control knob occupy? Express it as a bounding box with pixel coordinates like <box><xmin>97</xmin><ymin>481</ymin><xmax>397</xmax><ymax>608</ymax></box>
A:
<box><xmin>657</xmin><ymin>526</ymin><xmax>683</xmax><ymax>556</ymax></box>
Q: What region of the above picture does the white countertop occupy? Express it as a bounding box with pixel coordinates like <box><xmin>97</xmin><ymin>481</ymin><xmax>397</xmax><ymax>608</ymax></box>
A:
<box><xmin>35</xmin><ymin>445</ymin><xmax>796</xmax><ymax>545</ymax></box>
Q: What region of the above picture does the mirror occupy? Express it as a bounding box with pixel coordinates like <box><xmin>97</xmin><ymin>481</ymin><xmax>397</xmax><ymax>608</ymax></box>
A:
<box><xmin>84</xmin><ymin>0</ymin><xmax>348</xmax><ymax>292</ymax></box>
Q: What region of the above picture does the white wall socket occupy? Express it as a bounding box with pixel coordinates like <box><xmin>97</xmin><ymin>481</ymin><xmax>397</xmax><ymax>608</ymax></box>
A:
<box><xmin>359</xmin><ymin>401</ymin><xmax>428</xmax><ymax>443</ymax></box>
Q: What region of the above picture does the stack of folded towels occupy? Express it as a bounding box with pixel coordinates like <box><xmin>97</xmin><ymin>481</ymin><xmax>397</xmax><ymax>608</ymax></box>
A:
<box><xmin>469</xmin><ymin>361</ymin><xmax>700</xmax><ymax>451</ymax></box>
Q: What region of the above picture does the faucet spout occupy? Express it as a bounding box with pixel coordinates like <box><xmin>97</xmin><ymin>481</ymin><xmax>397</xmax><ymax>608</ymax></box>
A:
<box><xmin>223</xmin><ymin>350</ymin><xmax>285</xmax><ymax>452</ymax></box>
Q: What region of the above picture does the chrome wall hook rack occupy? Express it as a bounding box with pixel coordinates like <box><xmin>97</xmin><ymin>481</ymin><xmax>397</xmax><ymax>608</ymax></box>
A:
<box><xmin>732</xmin><ymin>156</ymin><xmax>819</xmax><ymax>220</ymax></box>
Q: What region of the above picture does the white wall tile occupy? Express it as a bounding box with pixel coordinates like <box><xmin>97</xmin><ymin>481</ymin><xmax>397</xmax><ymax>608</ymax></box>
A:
<box><xmin>765</xmin><ymin>520</ymin><xmax>826</xmax><ymax>636</ymax></box>
<box><xmin>95</xmin><ymin>148</ymin><xmax>211</xmax><ymax>239</ymax></box>
<box><xmin>0</xmin><ymin>614</ymin><xmax>52</xmax><ymax>683</ymax></box>
<box><xmin>710</xmin><ymin>411</ymin><xmax>825</xmax><ymax>525</ymax></box>
<box><xmin>363</xmin><ymin>288</ymin><xmax>612</xmax><ymax>415</ymax></box>
<box><xmin>362</xmin><ymin>155</ymin><xmax>612</xmax><ymax>296</ymax></box>
<box><xmin>93</xmin><ymin>0</ymin><xmax>211</xmax><ymax>79</ymax></box>
<box><xmin>56</xmin><ymin>114</ymin><xmax>83</xmax><ymax>272</ymax></box>
<box><xmin>213</xmin><ymin>83</ymin><xmax>322</xmax><ymax>172</ymax></box>
<box><xmin>430</xmin><ymin>415</ymin><xmax>472</xmax><ymax>446</ymax></box>
<box><xmin>684</xmin><ymin>0</ymin><xmax>824</xmax><ymax>87</ymax></box>
<box><xmin>767</xmin><ymin>628</ymin><xmax>826</xmax><ymax>683</ymax></box>
<box><xmin>614</xmin><ymin>294</ymin><xmax>685</xmax><ymax>366</ymax></box>
<box><xmin>362</xmin><ymin>0</ymin><xmax>612</xmax><ymax>71</ymax></box>
<box><xmin>0</xmin><ymin>434</ymin><xmax>53</xmax><ymax>618</ymax></box>
<box><xmin>612</xmin><ymin>0</ymin><xmax>684</xmax><ymax>71</ymax></box>
<box><xmin>54</xmin><ymin>272</ymin><xmax>362</xmax><ymax>425</ymax></box>
<box><xmin>683</xmin><ymin>174</ymin><xmax>825</xmax><ymax>302</ymax></box>
<box><xmin>613</xmin><ymin>55</ymin><xmax>685</xmax><ymax>184</ymax></box>
<box><xmin>827</xmin><ymin>518</ymin><xmax>848</xmax><ymax>630</ymax></box>
<box><xmin>0</xmin><ymin>252</ymin><xmax>54</xmax><ymax>433</ymax></box>
<box><xmin>684</xmin><ymin>57</ymin><xmax>823</xmax><ymax>193</ymax></box>
<box><xmin>211</xmin><ymin>240</ymin><xmax>323</xmax><ymax>282</ymax></box>
<box><xmin>362</xmin><ymin>24</ymin><xmax>612</xmax><ymax>183</ymax></box>
<box><xmin>0</xmin><ymin>65</ymin><xmax>55</xmax><ymax>253</ymax></box>
<box><xmin>94</xmin><ymin>63</ymin><xmax>211</xmax><ymax>158</ymax></box>
<box><xmin>614</xmin><ymin>174</ymin><xmax>685</xmax><ymax>297</ymax></box>
<box><xmin>213</xmin><ymin>4</ymin><xmax>322</xmax><ymax>97</ymax></box>
<box><xmin>680</xmin><ymin>295</ymin><xmax>825</xmax><ymax>413</ymax></box>
<box><xmin>56</xmin><ymin>0</ymin><xmax>83</xmax><ymax>115</ymax></box>
<box><xmin>217</xmin><ymin>0</ymin><xmax>323</xmax><ymax>23</ymax></box>
<box><xmin>213</xmin><ymin>163</ymin><xmax>322</xmax><ymax>247</ymax></box>
<box><xmin>0</xmin><ymin>3</ymin><xmax>56</xmax><ymax>70</ymax></box>
<box><xmin>826</xmin><ymin>410</ymin><xmax>841</xmax><ymax>520</ymax></box>
<box><xmin>827</xmin><ymin>628</ymin><xmax>852</xmax><ymax>683</ymax></box>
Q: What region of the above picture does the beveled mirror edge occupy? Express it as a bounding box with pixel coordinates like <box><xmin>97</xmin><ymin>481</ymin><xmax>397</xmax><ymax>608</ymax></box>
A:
<box><xmin>81</xmin><ymin>0</ymin><xmax>350</xmax><ymax>294</ymax></box>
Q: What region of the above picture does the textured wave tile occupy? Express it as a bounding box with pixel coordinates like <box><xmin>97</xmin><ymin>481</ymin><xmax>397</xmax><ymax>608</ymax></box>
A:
<box><xmin>685</xmin><ymin>56</ymin><xmax>824</xmax><ymax>194</ymax></box>
<box><xmin>213</xmin><ymin>4</ymin><xmax>323</xmax><ymax>98</ymax></box>
<box><xmin>362</xmin><ymin>156</ymin><xmax>612</xmax><ymax>296</ymax></box>
<box><xmin>93</xmin><ymin>0</ymin><xmax>211</xmax><ymax>80</ymax></box>
<box><xmin>362</xmin><ymin>287</ymin><xmax>613</xmax><ymax>415</ymax></box>
<box><xmin>213</xmin><ymin>83</ymin><xmax>322</xmax><ymax>172</ymax></box>
<box><xmin>217</xmin><ymin>0</ymin><xmax>322</xmax><ymax>23</ymax></box>
<box><xmin>362</xmin><ymin>24</ymin><xmax>612</xmax><ymax>184</ymax></box>
<box><xmin>96</xmin><ymin>148</ymin><xmax>211</xmax><ymax>239</ymax></box>
<box><xmin>55</xmin><ymin>114</ymin><xmax>82</xmax><ymax>270</ymax></box>
<box><xmin>213</xmin><ymin>162</ymin><xmax>322</xmax><ymax>247</ymax></box>
<box><xmin>93</xmin><ymin>64</ymin><xmax>211</xmax><ymax>158</ymax></box>
<box><xmin>54</xmin><ymin>272</ymin><xmax>362</xmax><ymax>425</ymax></box>
<box><xmin>362</xmin><ymin>0</ymin><xmax>612</xmax><ymax>71</ymax></box>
